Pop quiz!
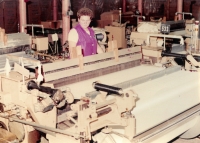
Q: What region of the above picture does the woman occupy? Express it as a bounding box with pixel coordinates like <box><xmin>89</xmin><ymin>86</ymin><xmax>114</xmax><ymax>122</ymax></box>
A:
<box><xmin>68</xmin><ymin>7</ymin><xmax>103</xmax><ymax>57</ymax></box>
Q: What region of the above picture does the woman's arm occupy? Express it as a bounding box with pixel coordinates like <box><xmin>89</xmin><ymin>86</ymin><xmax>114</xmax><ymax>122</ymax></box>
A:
<box><xmin>67</xmin><ymin>29</ymin><xmax>79</xmax><ymax>58</ymax></box>
<box><xmin>68</xmin><ymin>29</ymin><xmax>78</xmax><ymax>49</ymax></box>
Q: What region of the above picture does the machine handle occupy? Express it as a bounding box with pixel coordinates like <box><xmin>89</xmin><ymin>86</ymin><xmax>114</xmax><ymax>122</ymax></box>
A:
<box><xmin>93</xmin><ymin>82</ymin><xmax>123</xmax><ymax>95</ymax></box>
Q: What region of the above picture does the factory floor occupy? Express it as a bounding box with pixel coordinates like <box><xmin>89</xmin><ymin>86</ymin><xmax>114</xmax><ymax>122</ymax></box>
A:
<box><xmin>170</xmin><ymin>137</ymin><xmax>200</xmax><ymax>143</ymax></box>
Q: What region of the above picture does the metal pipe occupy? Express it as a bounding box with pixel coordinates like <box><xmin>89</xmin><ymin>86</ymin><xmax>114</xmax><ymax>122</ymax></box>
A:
<box><xmin>93</xmin><ymin>82</ymin><xmax>123</xmax><ymax>95</ymax></box>
<box><xmin>138</xmin><ymin>0</ymin><xmax>143</xmax><ymax>15</ymax></box>
<box><xmin>19</xmin><ymin>0</ymin><xmax>27</xmax><ymax>33</ymax></box>
<box><xmin>194</xmin><ymin>21</ymin><xmax>199</xmax><ymax>51</ymax></box>
<box><xmin>34</xmin><ymin>127</ymin><xmax>56</xmax><ymax>136</ymax></box>
<box><xmin>122</xmin><ymin>0</ymin><xmax>126</xmax><ymax>13</ymax></box>
<box><xmin>22</xmin><ymin>24</ymin><xmax>44</xmax><ymax>37</ymax></box>
<box><xmin>96</xmin><ymin>107</ymin><xmax>112</xmax><ymax>117</ymax></box>
<box><xmin>53</xmin><ymin>0</ymin><xmax>58</xmax><ymax>21</ymax></box>
<box><xmin>0</xmin><ymin>114</ymin><xmax>83</xmax><ymax>138</ymax></box>
<box><xmin>176</xmin><ymin>0</ymin><xmax>183</xmax><ymax>20</ymax></box>
<box><xmin>62</xmin><ymin>0</ymin><xmax>71</xmax><ymax>46</ymax></box>
<box><xmin>119</xmin><ymin>8</ymin><xmax>122</xmax><ymax>25</ymax></box>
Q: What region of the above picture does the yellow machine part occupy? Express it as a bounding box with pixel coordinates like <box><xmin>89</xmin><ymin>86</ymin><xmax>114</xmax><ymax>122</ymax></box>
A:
<box><xmin>0</xmin><ymin>128</ymin><xmax>17</xmax><ymax>143</ymax></box>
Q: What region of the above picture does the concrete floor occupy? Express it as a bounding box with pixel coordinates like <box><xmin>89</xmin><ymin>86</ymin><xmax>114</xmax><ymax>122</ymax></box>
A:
<box><xmin>171</xmin><ymin>137</ymin><xmax>200</xmax><ymax>143</ymax></box>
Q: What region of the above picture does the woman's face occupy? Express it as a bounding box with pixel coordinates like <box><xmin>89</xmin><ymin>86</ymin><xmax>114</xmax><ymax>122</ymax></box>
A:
<box><xmin>78</xmin><ymin>15</ymin><xmax>91</xmax><ymax>29</ymax></box>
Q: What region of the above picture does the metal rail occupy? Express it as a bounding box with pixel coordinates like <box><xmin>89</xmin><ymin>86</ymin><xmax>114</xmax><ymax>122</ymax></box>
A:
<box><xmin>0</xmin><ymin>114</ymin><xmax>84</xmax><ymax>138</ymax></box>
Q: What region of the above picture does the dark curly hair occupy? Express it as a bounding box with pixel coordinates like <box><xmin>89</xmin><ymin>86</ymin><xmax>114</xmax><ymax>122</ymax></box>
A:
<box><xmin>77</xmin><ymin>8</ymin><xmax>93</xmax><ymax>19</ymax></box>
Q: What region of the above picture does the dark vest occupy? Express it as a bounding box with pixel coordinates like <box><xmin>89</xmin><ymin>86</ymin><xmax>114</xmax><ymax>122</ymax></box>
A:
<box><xmin>75</xmin><ymin>24</ymin><xmax>97</xmax><ymax>56</ymax></box>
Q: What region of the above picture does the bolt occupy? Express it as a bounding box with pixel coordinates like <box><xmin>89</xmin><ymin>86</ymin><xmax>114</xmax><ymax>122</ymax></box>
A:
<box><xmin>126</xmin><ymin>93</ymin><xmax>129</xmax><ymax>97</ymax></box>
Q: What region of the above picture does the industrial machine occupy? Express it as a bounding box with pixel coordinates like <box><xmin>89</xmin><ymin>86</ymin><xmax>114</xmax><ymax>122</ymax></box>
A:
<box><xmin>0</xmin><ymin>27</ymin><xmax>31</xmax><ymax>55</ymax></box>
<box><xmin>1</xmin><ymin>8</ymin><xmax>200</xmax><ymax>142</ymax></box>
<box><xmin>0</xmin><ymin>37</ymin><xmax>200</xmax><ymax>143</ymax></box>
<box><xmin>129</xmin><ymin>12</ymin><xmax>200</xmax><ymax>66</ymax></box>
<box><xmin>0</xmin><ymin>50</ymin><xmax>138</xmax><ymax>143</ymax></box>
<box><xmin>92</xmin><ymin>27</ymin><xmax>108</xmax><ymax>52</ymax></box>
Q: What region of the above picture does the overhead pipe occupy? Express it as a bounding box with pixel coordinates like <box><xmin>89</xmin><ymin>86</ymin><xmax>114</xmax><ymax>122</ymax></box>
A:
<box><xmin>62</xmin><ymin>0</ymin><xmax>71</xmax><ymax>47</ymax></box>
<box><xmin>177</xmin><ymin>0</ymin><xmax>183</xmax><ymax>20</ymax></box>
<box><xmin>138</xmin><ymin>0</ymin><xmax>143</xmax><ymax>15</ymax></box>
<box><xmin>53</xmin><ymin>0</ymin><xmax>58</xmax><ymax>21</ymax></box>
<box><xmin>122</xmin><ymin>0</ymin><xmax>126</xmax><ymax>13</ymax></box>
<box><xmin>19</xmin><ymin>0</ymin><xmax>27</xmax><ymax>33</ymax></box>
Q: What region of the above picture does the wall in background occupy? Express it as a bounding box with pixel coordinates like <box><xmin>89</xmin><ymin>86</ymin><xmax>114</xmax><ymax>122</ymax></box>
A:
<box><xmin>0</xmin><ymin>0</ymin><xmax>200</xmax><ymax>33</ymax></box>
<box><xmin>0</xmin><ymin>0</ymin><xmax>18</xmax><ymax>33</ymax></box>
